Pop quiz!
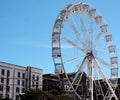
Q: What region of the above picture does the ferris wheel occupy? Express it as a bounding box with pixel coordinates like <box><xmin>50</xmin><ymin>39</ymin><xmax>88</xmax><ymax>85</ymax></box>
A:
<box><xmin>52</xmin><ymin>2</ymin><xmax>119</xmax><ymax>100</ymax></box>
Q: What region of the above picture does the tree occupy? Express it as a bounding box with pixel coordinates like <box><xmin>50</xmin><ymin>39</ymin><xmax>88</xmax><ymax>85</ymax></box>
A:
<box><xmin>20</xmin><ymin>89</ymin><xmax>74</xmax><ymax>100</ymax></box>
<box><xmin>0</xmin><ymin>97</ymin><xmax>11</xmax><ymax>100</ymax></box>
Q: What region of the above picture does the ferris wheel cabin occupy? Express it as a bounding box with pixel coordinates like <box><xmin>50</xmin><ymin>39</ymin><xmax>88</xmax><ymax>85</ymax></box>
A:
<box><xmin>108</xmin><ymin>45</ymin><xmax>116</xmax><ymax>54</ymax></box>
<box><xmin>89</xmin><ymin>8</ymin><xmax>96</xmax><ymax>18</ymax></box>
<box><xmin>52</xmin><ymin>47</ymin><xmax>61</xmax><ymax>58</ymax></box>
<box><xmin>95</xmin><ymin>16</ymin><xmax>102</xmax><ymax>25</ymax></box>
<box><xmin>74</xmin><ymin>3</ymin><xmax>81</xmax><ymax>13</ymax></box>
<box><xmin>55</xmin><ymin>19</ymin><xmax>63</xmax><ymax>30</ymax></box>
<box><xmin>52</xmin><ymin>32</ymin><xmax>60</xmax><ymax>43</ymax></box>
<box><xmin>100</xmin><ymin>24</ymin><xmax>108</xmax><ymax>33</ymax></box>
<box><xmin>60</xmin><ymin>10</ymin><xmax>68</xmax><ymax>21</ymax></box>
<box><xmin>105</xmin><ymin>34</ymin><xmax>112</xmax><ymax>43</ymax></box>
<box><xmin>82</xmin><ymin>4</ymin><xmax>89</xmax><ymax>13</ymax></box>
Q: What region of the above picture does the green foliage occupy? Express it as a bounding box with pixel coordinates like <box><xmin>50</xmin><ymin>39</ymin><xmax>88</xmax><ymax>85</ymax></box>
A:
<box><xmin>20</xmin><ymin>89</ymin><xmax>74</xmax><ymax>100</ymax></box>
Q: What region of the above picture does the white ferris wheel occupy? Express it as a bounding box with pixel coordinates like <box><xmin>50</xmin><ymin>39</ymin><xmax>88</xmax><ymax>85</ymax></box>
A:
<box><xmin>52</xmin><ymin>2</ymin><xmax>119</xmax><ymax>100</ymax></box>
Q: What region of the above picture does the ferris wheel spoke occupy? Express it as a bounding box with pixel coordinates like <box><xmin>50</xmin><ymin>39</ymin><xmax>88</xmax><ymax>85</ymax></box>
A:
<box><xmin>97</xmin><ymin>47</ymin><xmax>108</xmax><ymax>52</ymax></box>
<box><xmin>62</xmin><ymin>35</ymin><xmax>85</xmax><ymax>52</ymax></box>
<box><xmin>88</xmin><ymin>18</ymin><xmax>94</xmax><ymax>50</ymax></box>
<box><xmin>63</xmin><ymin>56</ymin><xmax>84</xmax><ymax>64</ymax></box>
<box><xmin>93</xmin><ymin>32</ymin><xmax>102</xmax><ymax>48</ymax></box>
<box><xmin>77</xmin><ymin>13</ymin><xmax>88</xmax><ymax>43</ymax></box>
<box><xmin>94</xmin><ymin>58</ymin><xmax>118</xmax><ymax>100</ymax></box>
<box><xmin>96</xmin><ymin>57</ymin><xmax>111</xmax><ymax>69</ymax></box>
<box><xmin>68</xmin><ymin>14</ymin><xmax>85</xmax><ymax>46</ymax></box>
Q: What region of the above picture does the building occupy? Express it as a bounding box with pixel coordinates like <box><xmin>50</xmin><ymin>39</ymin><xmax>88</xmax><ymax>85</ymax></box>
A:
<box><xmin>43</xmin><ymin>72</ymin><xmax>87</xmax><ymax>95</ymax></box>
<box><xmin>43</xmin><ymin>73</ymin><xmax>120</xmax><ymax>100</ymax></box>
<box><xmin>43</xmin><ymin>74</ymin><xmax>60</xmax><ymax>93</ymax></box>
<box><xmin>0</xmin><ymin>61</ymin><xmax>42</xmax><ymax>100</ymax></box>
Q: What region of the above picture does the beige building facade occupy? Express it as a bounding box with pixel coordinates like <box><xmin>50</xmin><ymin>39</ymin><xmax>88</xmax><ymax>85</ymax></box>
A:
<box><xmin>0</xmin><ymin>61</ymin><xmax>42</xmax><ymax>100</ymax></box>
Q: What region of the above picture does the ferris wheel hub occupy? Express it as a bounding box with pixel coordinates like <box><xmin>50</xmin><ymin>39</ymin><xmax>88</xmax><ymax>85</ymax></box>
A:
<box><xmin>92</xmin><ymin>49</ymin><xmax>97</xmax><ymax>57</ymax></box>
<box><xmin>86</xmin><ymin>49</ymin><xmax>97</xmax><ymax>58</ymax></box>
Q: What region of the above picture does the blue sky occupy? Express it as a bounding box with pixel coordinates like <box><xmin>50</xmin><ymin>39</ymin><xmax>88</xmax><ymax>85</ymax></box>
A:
<box><xmin>0</xmin><ymin>0</ymin><xmax>120</xmax><ymax>74</ymax></box>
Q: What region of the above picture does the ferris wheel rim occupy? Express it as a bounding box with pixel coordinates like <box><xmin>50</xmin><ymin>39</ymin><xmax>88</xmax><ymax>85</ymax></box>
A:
<box><xmin>52</xmin><ymin>2</ymin><xmax>118</xmax><ymax>77</ymax></box>
<box><xmin>52</xmin><ymin>2</ymin><xmax>119</xmax><ymax>99</ymax></box>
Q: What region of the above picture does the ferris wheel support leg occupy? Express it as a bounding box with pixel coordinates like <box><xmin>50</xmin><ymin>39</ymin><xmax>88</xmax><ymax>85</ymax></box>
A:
<box><xmin>66</xmin><ymin>57</ymin><xmax>87</xmax><ymax>100</ymax></box>
<box><xmin>94</xmin><ymin>58</ymin><xmax>118</xmax><ymax>100</ymax></box>
<box><xmin>87</xmin><ymin>56</ymin><xmax>93</xmax><ymax>100</ymax></box>
<box><xmin>68</xmin><ymin>57</ymin><xmax>87</xmax><ymax>90</ymax></box>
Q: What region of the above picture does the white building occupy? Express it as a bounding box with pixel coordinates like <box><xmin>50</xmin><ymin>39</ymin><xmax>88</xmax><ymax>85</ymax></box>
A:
<box><xmin>0</xmin><ymin>61</ymin><xmax>42</xmax><ymax>100</ymax></box>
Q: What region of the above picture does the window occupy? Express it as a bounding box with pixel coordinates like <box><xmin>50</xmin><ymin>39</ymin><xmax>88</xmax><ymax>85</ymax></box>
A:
<box><xmin>17</xmin><ymin>72</ymin><xmax>20</xmax><ymax>78</ymax></box>
<box><xmin>0</xmin><ymin>93</ymin><xmax>3</xmax><ymax>97</ymax></box>
<box><xmin>7</xmin><ymin>70</ymin><xmax>10</xmax><ymax>76</ymax></box>
<box><xmin>22</xmin><ymin>88</ymin><xmax>25</xmax><ymax>93</ymax></box>
<box><xmin>6</xmin><ymin>86</ymin><xmax>10</xmax><ymax>92</ymax></box>
<box><xmin>17</xmin><ymin>80</ymin><xmax>20</xmax><ymax>85</ymax></box>
<box><xmin>22</xmin><ymin>73</ymin><xmax>25</xmax><ymax>79</ymax></box>
<box><xmin>32</xmin><ymin>82</ymin><xmax>35</xmax><ymax>87</ymax></box>
<box><xmin>16</xmin><ymin>87</ymin><xmax>20</xmax><ymax>93</ymax></box>
<box><xmin>16</xmin><ymin>95</ymin><xmax>19</xmax><ymax>100</ymax></box>
<box><xmin>22</xmin><ymin>80</ymin><xmax>25</xmax><ymax>87</ymax></box>
<box><xmin>0</xmin><ymin>85</ymin><xmax>3</xmax><ymax>91</ymax></box>
<box><xmin>32</xmin><ymin>75</ymin><xmax>35</xmax><ymax>80</ymax></box>
<box><xmin>6</xmin><ymin>78</ymin><xmax>9</xmax><ymax>84</ymax></box>
<box><xmin>1</xmin><ymin>77</ymin><xmax>4</xmax><ymax>83</ymax></box>
<box><xmin>36</xmin><ymin>82</ymin><xmax>39</xmax><ymax>88</ymax></box>
<box><xmin>36</xmin><ymin>76</ymin><xmax>39</xmax><ymax>81</ymax></box>
<box><xmin>1</xmin><ymin>69</ymin><xmax>5</xmax><ymax>75</ymax></box>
